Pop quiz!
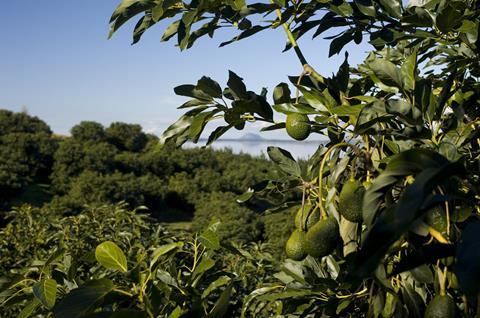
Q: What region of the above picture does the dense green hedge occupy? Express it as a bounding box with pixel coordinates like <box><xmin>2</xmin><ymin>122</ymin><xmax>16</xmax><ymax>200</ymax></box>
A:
<box><xmin>0</xmin><ymin>109</ymin><xmax>293</xmax><ymax>255</ymax></box>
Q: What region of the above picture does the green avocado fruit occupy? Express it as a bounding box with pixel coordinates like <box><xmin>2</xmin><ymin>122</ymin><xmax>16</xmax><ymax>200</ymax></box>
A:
<box><xmin>424</xmin><ymin>295</ymin><xmax>456</xmax><ymax>318</ymax></box>
<box><xmin>285</xmin><ymin>230</ymin><xmax>308</xmax><ymax>261</ymax></box>
<box><xmin>338</xmin><ymin>179</ymin><xmax>365</xmax><ymax>223</ymax></box>
<box><xmin>304</xmin><ymin>216</ymin><xmax>341</xmax><ymax>258</ymax></box>
<box><xmin>425</xmin><ymin>205</ymin><xmax>448</xmax><ymax>235</ymax></box>
<box><xmin>286</xmin><ymin>113</ymin><xmax>311</xmax><ymax>141</ymax></box>
<box><xmin>294</xmin><ymin>204</ymin><xmax>320</xmax><ymax>231</ymax></box>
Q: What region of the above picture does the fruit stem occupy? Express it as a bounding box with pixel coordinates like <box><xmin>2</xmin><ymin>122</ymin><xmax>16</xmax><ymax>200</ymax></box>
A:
<box><xmin>437</xmin><ymin>264</ymin><xmax>447</xmax><ymax>297</ymax></box>
<box><xmin>364</xmin><ymin>135</ymin><xmax>371</xmax><ymax>183</ymax></box>
<box><xmin>436</xmin><ymin>186</ymin><xmax>451</xmax><ymax>239</ymax></box>
<box><xmin>301</xmin><ymin>186</ymin><xmax>306</xmax><ymax>231</ymax></box>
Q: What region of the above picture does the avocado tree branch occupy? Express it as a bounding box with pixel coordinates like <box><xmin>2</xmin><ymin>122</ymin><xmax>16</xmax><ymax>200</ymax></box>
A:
<box><xmin>271</xmin><ymin>1</ymin><xmax>326</xmax><ymax>85</ymax></box>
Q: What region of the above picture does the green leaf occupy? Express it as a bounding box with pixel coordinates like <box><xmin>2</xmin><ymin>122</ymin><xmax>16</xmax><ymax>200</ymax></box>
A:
<box><xmin>54</xmin><ymin>279</ymin><xmax>114</xmax><ymax>318</ymax></box>
<box><xmin>174</xmin><ymin>84</ymin><xmax>212</xmax><ymax>101</ymax></box>
<box><xmin>207</xmin><ymin>284</ymin><xmax>232</xmax><ymax>318</ymax></box>
<box><xmin>197</xmin><ymin>76</ymin><xmax>222</xmax><ymax>98</ymax></box>
<box><xmin>241</xmin><ymin>286</ymin><xmax>283</xmax><ymax>318</ymax></box>
<box><xmin>109</xmin><ymin>0</ymin><xmax>157</xmax><ymax>38</ymax></box>
<box><xmin>298</xmin><ymin>87</ymin><xmax>331</xmax><ymax>112</ymax></box>
<box><xmin>368</xmin><ymin>59</ymin><xmax>403</xmax><ymax>89</ymax></box>
<box><xmin>376</xmin><ymin>0</ymin><xmax>402</xmax><ymax>18</ymax></box>
<box><xmin>192</xmin><ymin>257</ymin><xmax>215</xmax><ymax>281</ymax></box>
<box><xmin>272</xmin><ymin>103</ymin><xmax>317</xmax><ymax>115</ymax></box>
<box><xmin>202</xmin><ymin>276</ymin><xmax>231</xmax><ymax>299</ymax></box>
<box><xmin>329</xmin><ymin>30</ymin><xmax>354</xmax><ymax>57</ymax></box>
<box><xmin>32</xmin><ymin>278</ymin><xmax>57</xmax><ymax>308</ymax></box>
<box><xmin>330</xmin><ymin>104</ymin><xmax>363</xmax><ymax>121</ymax></box>
<box><xmin>227</xmin><ymin>70</ymin><xmax>248</xmax><ymax>100</ymax></box>
<box><xmin>355</xmin><ymin>152</ymin><xmax>463</xmax><ymax>278</ymax></box>
<box><xmin>84</xmin><ymin>311</ymin><xmax>147</xmax><ymax>318</ymax></box>
<box><xmin>206</xmin><ymin>125</ymin><xmax>232</xmax><ymax>145</ymax></box>
<box><xmin>363</xmin><ymin>149</ymin><xmax>451</xmax><ymax>226</ymax></box>
<box><xmin>409</xmin><ymin>264</ymin><xmax>434</xmax><ymax>284</ymax></box>
<box><xmin>188</xmin><ymin>110</ymin><xmax>218</xmax><ymax>142</ymax></box>
<box><xmin>456</xmin><ymin>220</ymin><xmax>480</xmax><ymax>296</ymax></box>
<box><xmin>402</xmin><ymin>7</ymin><xmax>433</xmax><ymax>27</ymax></box>
<box><xmin>150</xmin><ymin>242</ymin><xmax>184</xmax><ymax>269</ymax></box>
<box><xmin>256</xmin><ymin>289</ymin><xmax>324</xmax><ymax>302</ymax></box>
<box><xmin>199</xmin><ymin>222</ymin><xmax>221</xmax><ymax>250</ymax></box>
<box><xmin>95</xmin><ymin>241</ymin><xmax>128</xmax><ymax>272</ymax></box>
<box><xmin>161</xmin><ymin>20</ymin><xmax>180</xmax><ymax>41</ymax></box>
<box><xmin>267</xmin><ymin>146</ymin><xmax>301</xmax><ymax>178</ymax></box>
<box><xmin>273</xmin><ymin>83</ymin><xmax>291</xmax><ymax>104</ymax></box>
<box><xmin>18</xmin><ymin>298</ymin><xmax>40</xmax><ymax>318</ymax></box>
<box><xmin>355</xmin><ymin>0</ymin><xmax>376</xmax><ymax>17</ymax></box>
<box><xmin>220</xmin><ymin>25</ymin><xmax>270</xmax><ymax>47</ymax></box>
<box><xmin>401</xmin><ymin>284</ymin><xmax>424</xmax><ymax>318</ymax></box>
<box><xmin>401</xmin><ymin>51</ymin><xmax>417</xmax><ymax>91</ymax></box>
<box><xmin>132</xmin><ymin>14</ymin><xmax>155</xmax><ymax>44</ymax></box>
<box><xmin>435</xmin><ymin>4</ymin><xmax>464</xmax><ymax>33</ymax></box>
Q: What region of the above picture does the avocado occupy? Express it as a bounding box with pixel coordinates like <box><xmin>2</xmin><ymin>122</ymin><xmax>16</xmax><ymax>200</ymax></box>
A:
<box><xmin>294</xmin><ymin>204</ymin><xmax>320</xmax><ymax>231</ymax></box>
<box><xmin>304</xmin><ymin>216</ymin><xmax>341</xmax><ymax>258</ymax></box>
<box><xmin>286</xmin><ymin>113</ymin><xmax>310</xmax><ymax>141</ymax></box>
<box><xmin>338</xmin><ymin>179</ymin><xmax>365</xmax><ymax>223</ymax></box>
<box><xmin>285</xmin><ymin>230</ymin><xmax>308</xmax><ymax>261</ymax></box>
<box><xmin>425</xmin><ymin>205</ymin><xmax>447</xmax><ymax>235</ymax></box>
<box><xmin>424</xmin><ymin>295</ymin><xmax>456</xmax><ymax>318</ymax></box>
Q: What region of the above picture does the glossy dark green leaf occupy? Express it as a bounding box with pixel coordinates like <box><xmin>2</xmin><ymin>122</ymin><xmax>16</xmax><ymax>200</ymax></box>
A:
<box><xmin>227</xmin><ymin>70</ymin><xmax>248</xmax><ymax>100</ymax></box>
<box><xmin>356</xmin><ymin>153</ymin><xmax>463</xmax><ymax>278</ymax></box>
<box><xmin>273</xmin><ymin>83</ymin><xmax>291</xmax><ymax>104</ymax></box>
<box><xmin>197</xmin><ymin>76</ymin><xmax>222</xmax><ymax>98</ymax></box>
<box><xmin>329</xmin><ymin>30</ymin><xmax>354</xmax><ymax>57</ymax></box>
<box><xmin>199</xmin><ymin>223</ymin><xmax>221</xmax><ymax>250</ymax></box>
<box><xmin>220</xmin><ymin>25</ymin><xmax>269</xmax><ymax>47</ymax></box>
<box><xmin>355</xmin><ymin>0</ymin><xmax>376</xmax><ymax>17</ymax></box>
<box><xmin>18</xmin><ymin>298</ymin><xmax>40</xmax><ymax>318</ymax></box>
<box><xmin>84</xmin><ymin>310</ymin><xmax>147</xmax><ymax>318</ymax></box>
<box><xmin>376</xmin><ymin>0</ymin><xmax>402</xmax><ymax>18</ymax></box>
<box><xmin>33</xmin><ymin>278</ymin><xmax>57</xmax><ymax>308</ymax></box>
<box><xmin>206</xmin><ymin>125</ymin><xmax>232</xmax><ymax>145</ymax></box>
<box><xmin>401</xmin><ymin>51</ymin><xmax>417</xmax><ymax>91</ymax></box>
<box><xmin>174</xmin><ymin>84</ymin><xmax>212</xmax><ymax>101</ymax></box>
<box><xmin>260</xmin><ymin>122</ymin><xmax>286</xmax><ymax>131</ymax></box>
<box><xmin>363</xmin><ymin>149</ymin><xmax>451</xmax><ymax>226</ymax></box>
<box><xmin>188</xmin><ymin>110</ymin><xmax>219</xmax><ymax>142</ymax></box>
<box><xmin>109</xmin><ymin>0</ymin><xmax>157</xmax><ymax>38</ymax></box>
<box><xmin>409</xmin><ymin>264</ymin><xmax>434</xmax><ymax>284</ymax></box>
<box><xmin>333</xmin><ymin>53</ymin><xmax>350</xmax><ymax>93</ymax></box>
<box><xmin>267</xmin><ymin>146</ymin><xmax>301</xmax><ymax>178</ymax></box>
<box><xmin>436</xmin><ymin>4</ymin><xmax>464</xmax><ymax>33</ymax></box>
<box><xmin>232</xmin><ymin>95</ymin><xmax>273</xmax><ymax>120</ymax></box>
<box><xmin>95</xmin><ymin>241</ymin><xmax>128</xmax><ymax>272</ymax></box>
<box><xmin>401</xmin><ymin>284</ymin><xmax>424</xmax><ymax>318</ymax></box>
<box><xmin>368</xmin><ymin>59</ymin><xmax>403</xmax><ymax>89</ymax></box>
<box><xmin>272</xmin><ymin>103</ymin><xmax>317</xmax><ymax>115</ymax></box>
<box><xmin>207</xmin><ymin>284</ymin><xmax>232</xmax><ymax>318</ymax></box>
<box><xmin>54</xmin><ymin>279</ymin><xmax>114</xmax><ymax>318</ymax></box>
<box><xmin>402</xmin><ymin>7</ymin><xmax>433</xmax><ymax>27</ymax></box>
<box><xmin>202</xmin><ymin>276</ymin><xmax>231</xmax><ymax>299</ymax></box>
<box><xmin>131</xmin><ymin>14</ymin><xmax>155</xmax><ymax>44</ymax></box>
<box><xmin>161</xmin><ymin>20</ymin><xmax>180</xmax><ymax>41</ymax></box>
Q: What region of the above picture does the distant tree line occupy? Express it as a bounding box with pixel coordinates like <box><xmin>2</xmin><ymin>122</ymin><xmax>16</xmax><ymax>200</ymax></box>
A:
<box><xmin>0</xmin><ymin>109</ymin><xmax>296</xmax><ymax>255</ymax></box>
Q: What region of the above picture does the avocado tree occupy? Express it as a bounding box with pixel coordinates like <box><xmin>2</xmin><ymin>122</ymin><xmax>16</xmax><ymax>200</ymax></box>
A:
<box><xmin>107</xmin><ymin>0</ymin><xmax>480</xmax><ymax>316</ymax></box>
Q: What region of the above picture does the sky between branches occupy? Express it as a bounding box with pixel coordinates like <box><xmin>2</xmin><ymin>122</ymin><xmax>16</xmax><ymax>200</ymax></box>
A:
<box><xmin>0</xmin><ymin>0</ymin><xmax>370</xmax><ymax>139</ymax></box>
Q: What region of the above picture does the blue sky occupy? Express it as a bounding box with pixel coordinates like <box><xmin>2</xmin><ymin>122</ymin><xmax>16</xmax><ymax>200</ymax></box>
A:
<box><xmin>0</xmin><ymin>0</ymin><xmax>370</xmax><ymax>139</ymax></box>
